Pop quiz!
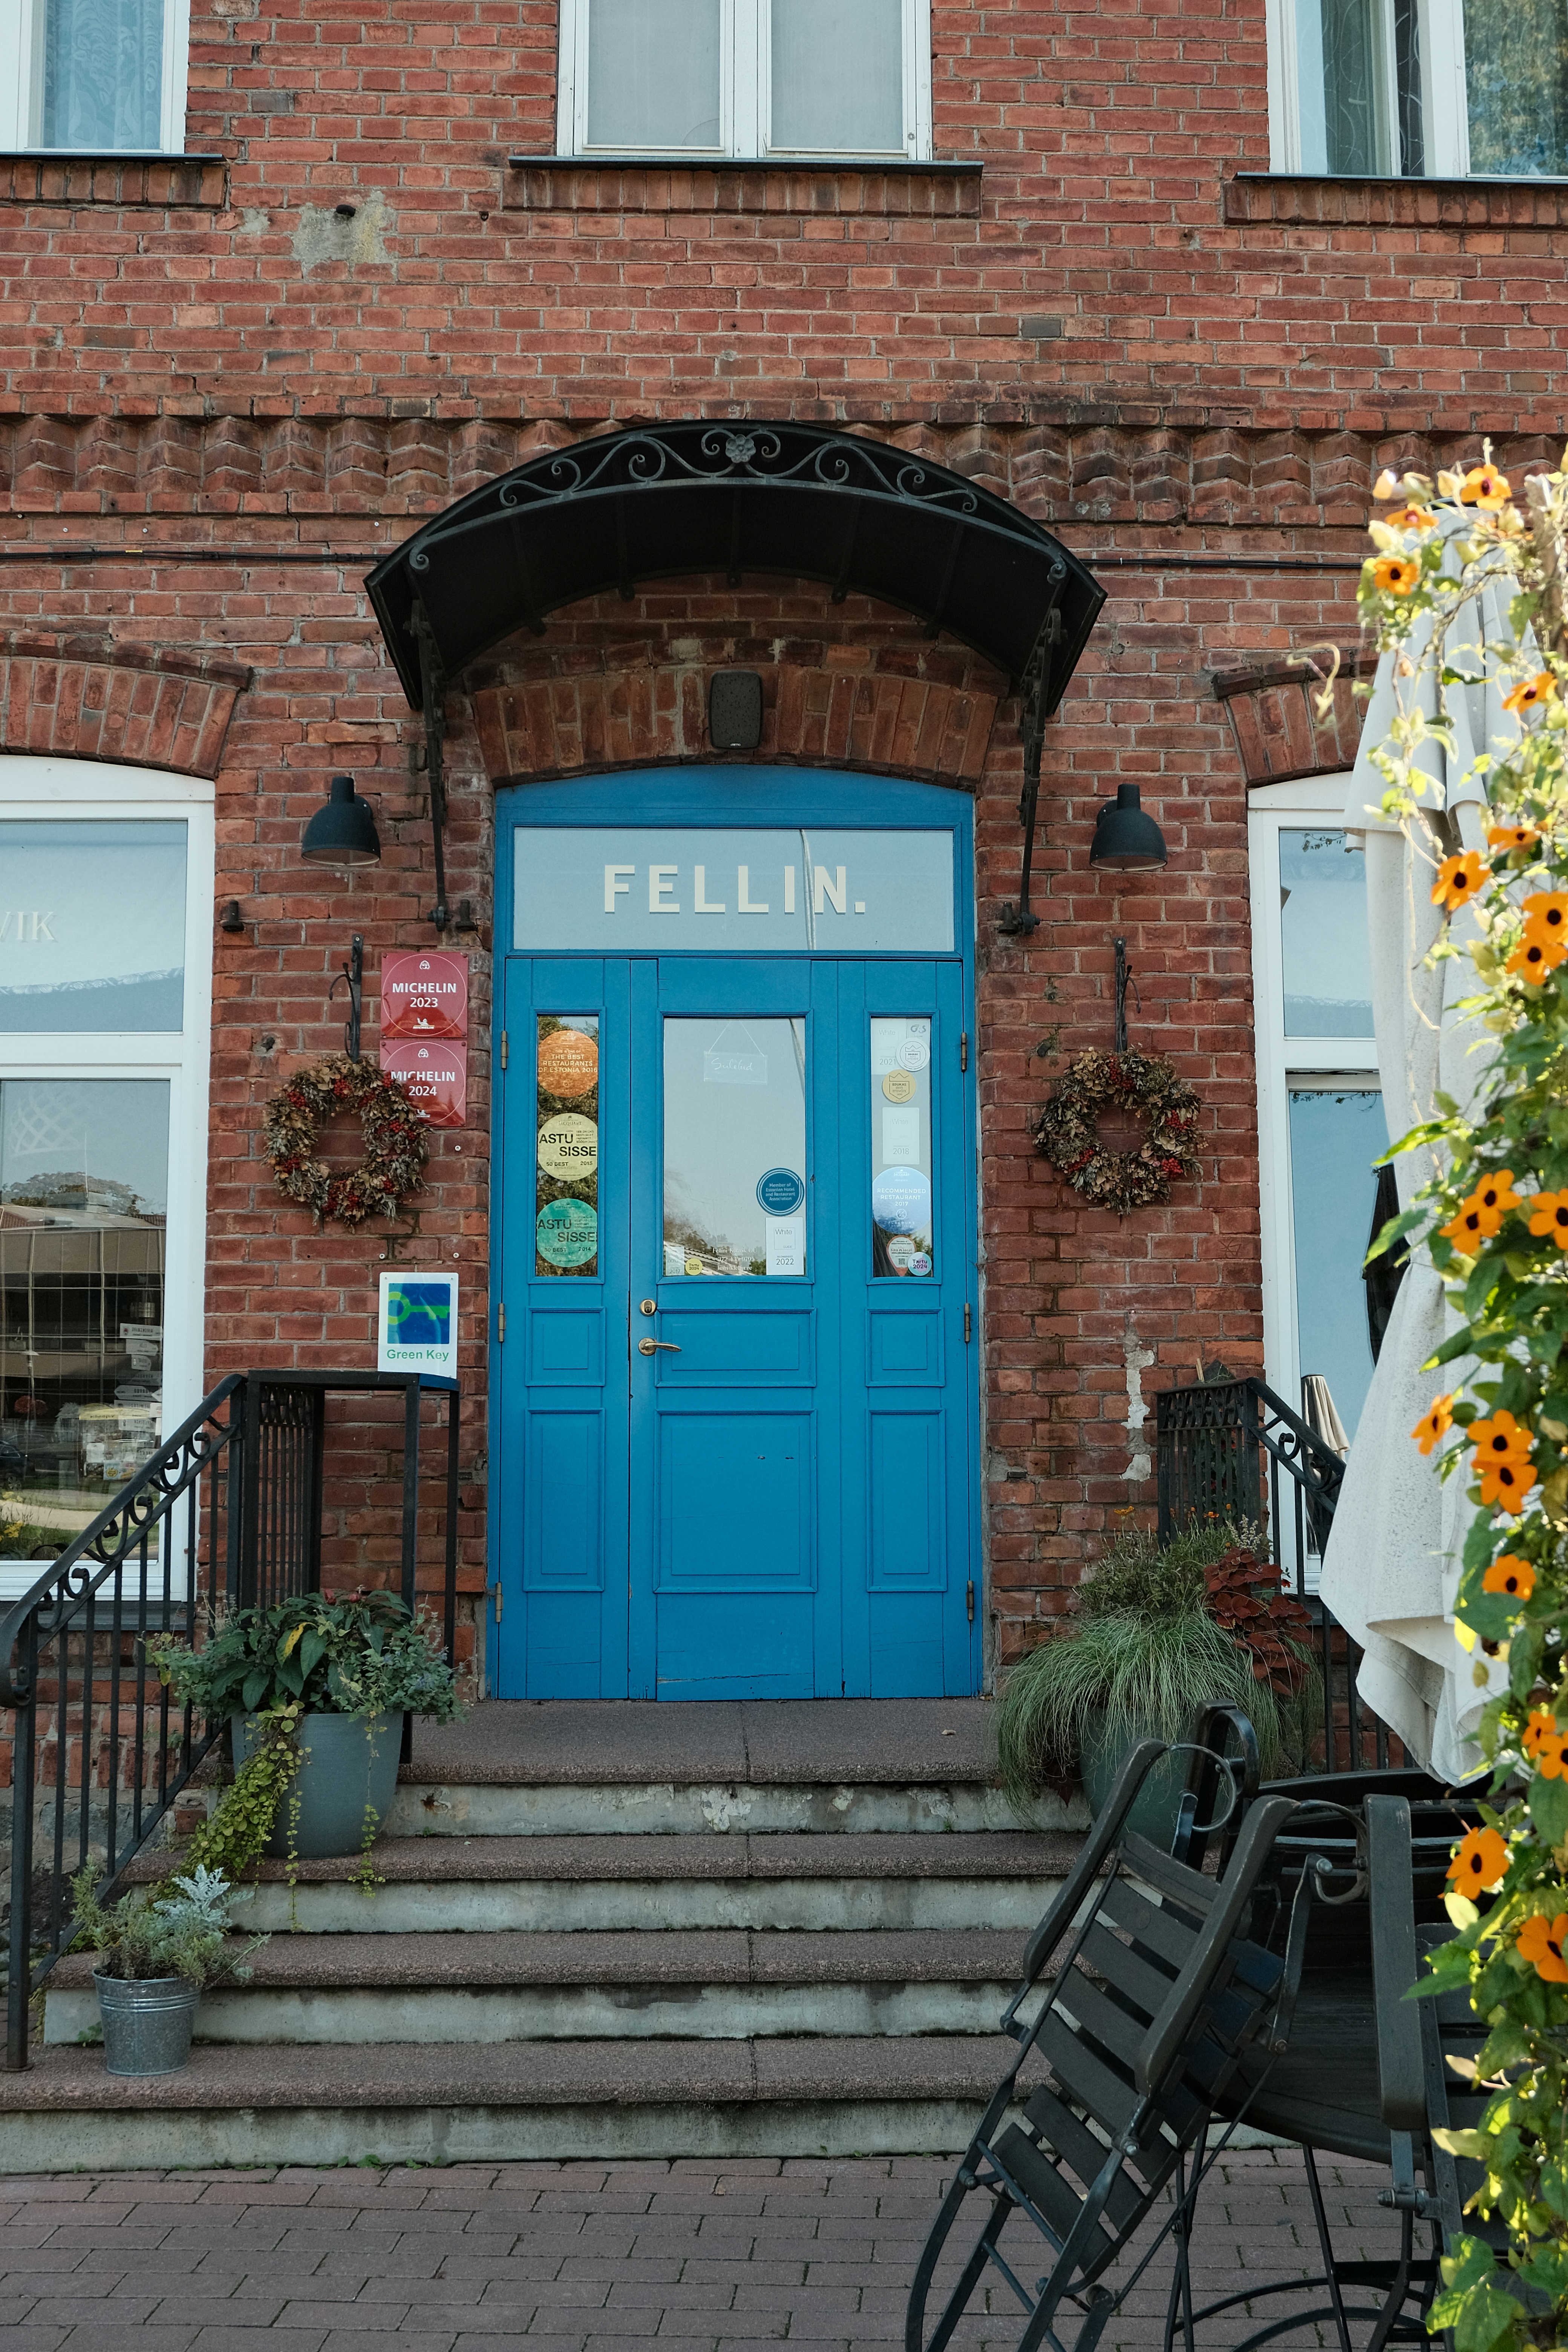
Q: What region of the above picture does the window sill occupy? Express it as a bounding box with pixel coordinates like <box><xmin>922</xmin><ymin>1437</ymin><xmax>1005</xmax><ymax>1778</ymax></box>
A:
<box><xmin>504</xmin><ymin>154</ymin><xmax>983</xmax><ymax>214</ymax></box>
<box><xmin>0</xmin><ymin>152</ymin><xmax>226</xmax><ymax>206</ymax></box>
<box><xmin>1225</xmin><ymin>171</ymin><xmax>1568</xmax><ymax>227</ymax></box>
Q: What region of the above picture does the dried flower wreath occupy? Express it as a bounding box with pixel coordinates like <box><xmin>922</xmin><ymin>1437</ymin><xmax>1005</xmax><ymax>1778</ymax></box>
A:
<box><xmin>262</xmin><ymin>1055</ymin><xmax>428</xmax><ymax>1227</ymax></box>
<box><xmin>1033</xmin><ymin>1046</ymin><xmax>1202</xmax><ymax>1216</ymax></box>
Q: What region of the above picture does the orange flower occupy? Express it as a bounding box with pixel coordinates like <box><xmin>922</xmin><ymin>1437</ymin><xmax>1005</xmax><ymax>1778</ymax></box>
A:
<box><xmin>1372</xmin><ymin>555</ymin><xmax>1421</xmax><ymax>596</ymax></box>
<box><xmin>1504</xmin><ymin>671</ymin><xmax>1558</xmax><ymax>715</ymax></box>
<box><xmin>1449</xmin><ymin>1825</ymin><xmax>1510</xmax><ymax>1893</ymax></box>
<box><xmin>1484</xmin><ymin>1555</ymin><xmax>1536</xmax><ymax>1600</ymax></box>
<box><xmin>1413</xmin><ymin>1394</ymin><xmax>1455</xmax><ymax>1455</ymax></box>
<box><xmin>1524</xmin><ymin>892</ymin><xmax>1568</xmax><ymax>946</ymax></box>
<box><xmin>1529</xmin><ymin>1191</ymin><xmax>1568</xmax><ymax>1251</ymax></box>
<box><xmin>1525</xmin><ymin>1708</ymin><xmax>1558</xmax><ymax>1758</ymax></box>
<box><xmin>1479</xmin><ymin>1455</ymin><xmax>1538</xmax><ymax>1514</ymax></box>
<box><xmin>1385</xmin><ymin>504</ymin><xmax>1437</xmax><ymax>533</ymax></box>
<box><xmin>1460</xmin><ymin>463</ymin><xmax>1512</xmax><ymax>510</ymax></box>
<box><xmin>1507</xmin><ymin>933</ymin><xmax>1563</xmax><ymax>985</ymax></box>
<box><xmin>1537</xmin><ymin>1734</ymin><xmax>1568</xmax><ymax>1782</ymax></box>
<box><xmin>1442</xmin><ymin>1173</ymin><xmax>1520</xmax><ymax>1245</ymax></box>
<box><xmin>1517</xmin><ymin>1912</ymin><xmax>1568</xmax><ymax>1983</ymax></box>
<box><xmin>1432</xmin><ymin>851</ymin><xmax>1490</xmax><ymax>913</ymax></box>
<box><xmin>1488</xmin><ymin>821</ymin><xmax>1542</xmax><ymax>855</ymax></box>
<box><xmin>1472</xmin><ymin>1408</ymin><xmax>1535</xmax><ymax>1464</ymax></box>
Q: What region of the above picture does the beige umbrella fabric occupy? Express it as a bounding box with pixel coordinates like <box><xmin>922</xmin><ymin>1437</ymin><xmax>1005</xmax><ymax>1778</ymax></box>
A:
<box><xmin>1317</xmin><ymin>535</ymin><xmax>1522</xmax><ymax>1783</ymax></box>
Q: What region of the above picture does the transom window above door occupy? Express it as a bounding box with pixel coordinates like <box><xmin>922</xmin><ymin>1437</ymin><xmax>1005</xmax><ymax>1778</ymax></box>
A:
<box><xmin>1270</xmin><ymin>0</ymin><xmax>1568</xmax><ymax>175</ymax></box>
<box><xmin>555</xmin><ymin>0</ymin><xmax>934</xmax><ymax>161</ymax></box>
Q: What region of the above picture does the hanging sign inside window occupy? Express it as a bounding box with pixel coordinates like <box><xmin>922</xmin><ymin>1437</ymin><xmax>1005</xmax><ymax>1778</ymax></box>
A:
<box><xmin>377</xmin><ymin>1271</ymin><xmax>458</xmax><ymax>1377</ymax></box>
<box><xmin>380</xmin><ymin>951</ymin><xmax>468</xmax><ymax>1125</ymax></box>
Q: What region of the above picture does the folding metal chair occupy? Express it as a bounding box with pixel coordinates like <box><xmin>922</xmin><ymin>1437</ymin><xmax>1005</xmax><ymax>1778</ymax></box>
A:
<box><xmin>905</xmin><ymin>1740</ymin><xmax>1306</xmax><ymax>2352</ymax></box>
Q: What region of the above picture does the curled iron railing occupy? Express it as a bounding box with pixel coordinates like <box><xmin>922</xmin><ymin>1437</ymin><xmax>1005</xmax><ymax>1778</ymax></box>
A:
<box><xmin>1155</xmin><ymin>1374</ymin><xmax>1385</xmax><ymax>1776</ymax></box>
<box><xmin>1</xmin><ymin>1369</ymin><xmax>461</xmax><ymax>2072</ymax></box>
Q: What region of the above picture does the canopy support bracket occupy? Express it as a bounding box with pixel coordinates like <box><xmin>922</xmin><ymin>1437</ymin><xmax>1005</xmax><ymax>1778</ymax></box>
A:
<box><xmin>998</xmin><ymin>607</ymin><xmax>1061</xmax><ymax>937</ymax></box>
<box><xmin>411</xmin><ymin>597</ymin><xmax>452</xmax><ymax>936</ymax></box>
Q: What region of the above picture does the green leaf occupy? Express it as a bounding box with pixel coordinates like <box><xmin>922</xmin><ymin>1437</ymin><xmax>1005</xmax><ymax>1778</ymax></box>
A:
<box><xmin>1453</xmin><ymin>2281</ymin><xmax>1521</xmax><ymax>2352</ymax></box>
<box><xmin>1528</xmin><ymin>1773</ymin><xmax>1568</xmax><ymax>1846</ymax></box>
<box><xmin>242</xmin><ymin>1668</ymin><xmax>269</xmax><ymax>1713</ymax></box>
<box><xmin>299</xmin><ymin>1629</ymin><xmax>328</xmax><ymax>1681</ymax></box>
<box><xmin>1516</xmin><ymin>2243</ymin><xmax>1568</xmax><ymax>2301</ymax></box>
<box><xmin>1365</xmin><ymin>1204</ymin><xmax>1426</xmax><ymax>1264</ymax></box>
<box><xmin>1433</xmin><ymin>2128</ymin><xmax>1489</xmax><ymax>2159</ymax></box>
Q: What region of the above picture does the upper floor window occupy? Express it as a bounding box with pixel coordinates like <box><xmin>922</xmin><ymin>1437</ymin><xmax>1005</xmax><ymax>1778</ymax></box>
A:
<box><xmin>556</xmin><ymin>0</ymin><xmax>933</xmax><ymax>161</ymax></box>
<box><xmin>0</xmin><ymin>0</ymin><xmax>190</xmax><ymax>150</ymax></box>
<box><xmin>1270</xmin><ymin>0</ymin><xmax>1568</xmax><ymax>175</ymax></box>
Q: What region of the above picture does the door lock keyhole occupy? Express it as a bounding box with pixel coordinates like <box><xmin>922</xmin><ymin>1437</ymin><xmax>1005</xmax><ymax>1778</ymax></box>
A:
<box><xmin>639</xmin><ymin>1298</ymin><xmax>657</xmax><ymax>1315</ymax></box>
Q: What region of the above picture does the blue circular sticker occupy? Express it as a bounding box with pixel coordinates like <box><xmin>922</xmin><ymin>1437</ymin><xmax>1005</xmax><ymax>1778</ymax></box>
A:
<box><xmin>536</xmin><ymin>1197</ymin><xmax>598</xmax><ymax>1268</ymax></box>
<box><xmin>756</xmin><ymin>1167</ymin><xmax>806</xmax><ymax>1216</ymax></box>
<box><xmin>872</xmin><ymin>1165</ymin><xmax>932</xmax><ymax>1238</ymax></box>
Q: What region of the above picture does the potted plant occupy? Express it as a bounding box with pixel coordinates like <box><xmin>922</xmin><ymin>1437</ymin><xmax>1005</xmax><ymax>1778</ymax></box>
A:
<box><xmin>149</xmin><ymin>1587</ymin><xmax>461</xmax><ymax>1867</ymax></box>
<box><xmin>69</xmin><ymin>1862</ymin><xmax>262</xmax><ymax>2077</ymax></box>
<box><xmin>995</xmin><ymin>1521</ymin><xmax>1318</xmax><ymax>1842</ymax></box>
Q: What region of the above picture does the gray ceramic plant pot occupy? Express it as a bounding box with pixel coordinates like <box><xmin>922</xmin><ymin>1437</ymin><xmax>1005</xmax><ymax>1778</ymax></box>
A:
<box><xmin>94</xmin><ymin>1971</ymin><xmax>199</xmax><ymax>2076</ymax></box>
<box><xmin>231</xmin><ymin>1709</ymin><xmax>403</xmax><ymax>1860</ymax></box>
<box><xmin>1078</xmin><ymin>1715</ymin><xmax>1190</xmax><ymax>1852</ymax></box>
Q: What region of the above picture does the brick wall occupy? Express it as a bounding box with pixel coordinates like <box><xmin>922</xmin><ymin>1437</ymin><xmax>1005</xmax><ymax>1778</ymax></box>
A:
<box><xmin>1</xmin><ymin>0</ymin><xmax>1559</xmax><ymax>1669</ymax></box>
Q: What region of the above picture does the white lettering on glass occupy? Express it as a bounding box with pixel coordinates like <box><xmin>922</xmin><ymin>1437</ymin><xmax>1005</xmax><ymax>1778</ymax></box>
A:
<box><xmin>604</xmin><ymin>864</ymin><xmax>634</xmax><ymax>912</ymax></box>
<box><xmin>814</xmin><ymin>866</ymin><xmax>847</xmax><ymax>915</ymax></box>
<box><xmin>783</xmin><ymin>868</ymin><xmax>796</xmax><ymax>914</ymax></box>
<box><xmin>694</xmin><ymin>865</ymin><xmax>726</xmax><ymax>913</ymax></box>
<box><xmin>737</xmin><ymin>865</ymin><xmax>769</xmax><ymax>914</ymax></box>
<box><xmin>0</xmin><ymin>910</ymin><xmax>56</xmax><ymax>943</ymax></box>
<box><xmin>649</xmin><ymin>865</ymin><xmax>680</xmax><ymax>913</ymax></box>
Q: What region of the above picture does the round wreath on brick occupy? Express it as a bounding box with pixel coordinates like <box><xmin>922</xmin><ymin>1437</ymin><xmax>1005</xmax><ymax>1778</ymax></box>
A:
<box><xmin>1033</xmin><ymin>1047</ymin><xmax>1202</xmax><ymax>1217</ymax></box>
<box><xmin>262</xmin><ymin>1054</ymin><xmax>429</xmax><ymax>1228</ymax></box>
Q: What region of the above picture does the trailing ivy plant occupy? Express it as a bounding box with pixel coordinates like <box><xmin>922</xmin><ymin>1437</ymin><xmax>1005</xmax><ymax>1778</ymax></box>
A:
<box><xmin>1358</xmin><ymin>446</ymin><xmax>1568</xmax><ymax>2349</ymax></box>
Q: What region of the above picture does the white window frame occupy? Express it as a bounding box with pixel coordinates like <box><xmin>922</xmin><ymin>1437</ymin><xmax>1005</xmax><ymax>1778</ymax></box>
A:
<box><xmin>0</xmin><ymin>758</ymin><xmax>214</xmax><ymax>1442</ymax></box>
<box><xmin>555</xmin><ymin>0</ymin><xmax>933</xmax><ymax>162</ymax></box>
<box><xmin>1249</xmin><ymin>776</ymin><xmax>1381</xmax><ymax>1441</ymax></box>
<box><xmin>0</xmin><ymin>0</ymin><xmax>191</xmax><ymax>152</ymax></box>
<box><xmin>1264</xmin><ymin>0</ymin><xmax>1522</xmax><ymax>178</ymax></box>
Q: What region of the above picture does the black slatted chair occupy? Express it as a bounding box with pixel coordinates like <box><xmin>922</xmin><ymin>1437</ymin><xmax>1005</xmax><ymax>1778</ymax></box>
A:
<box><xmin>905</xmin><ymin>1740</ymin><xmax>1307</xmax><ymax>2352</ymax></box>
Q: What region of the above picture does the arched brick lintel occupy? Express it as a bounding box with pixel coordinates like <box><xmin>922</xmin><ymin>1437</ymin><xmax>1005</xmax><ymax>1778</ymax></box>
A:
<box><xmin>0</xmin><ymin>632</ymin><xmax>251</xmax><ymax>778</ymax></box>
<box><xmin>470</xmin><ymin>661</ymin><xmax>1002</xmax><ymax>790</ymax></box>
<box><xmin>1211</xmin><ymin>647</ymin><xmax>1378</xmax><ymax>787</ymax></box>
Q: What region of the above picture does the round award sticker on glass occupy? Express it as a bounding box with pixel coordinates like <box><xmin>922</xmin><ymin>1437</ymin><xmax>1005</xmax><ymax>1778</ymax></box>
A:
<box><xmin>537</xmin><ymin>1027</ymin><xmax>599</xmax><ymax>1099</ymax></box>
<box><xmin>872</xmin><ymin>1165</ymin><xmax>932</xmax><ymax>1237</ymax></box>
<box><xmin>882</xmin><ymin>1068</ymin><xmax>916</xmax><ymax>1104</ymax></box>
<box><xmin>886</xmin><ymin>1235</ymin><xmax>915</xmax><ymax>1272</ymax></box>
<box><xmin>537</xmin><ymin>1113</ymin><xmax>599</xmax><ymax>1178</ymax></box>
<box><xmin>756</xmin><ymin>1167</ymin><xmax>806</xmax><ymax>1216</ymax></box>
<box><xmin>536</xmin><ymin>1197</ymin><xmax>598</xmax><ymax>1268</ymax></box>
<box><xmin>897</xmin><ymin>1039</ymin><xmax>930</xmax><ymax>1072</ymax></box>
<box><xmin>908</xmin><ymin>1251</ymin><xmax>933</xmax><ymax>1277</ymax></box>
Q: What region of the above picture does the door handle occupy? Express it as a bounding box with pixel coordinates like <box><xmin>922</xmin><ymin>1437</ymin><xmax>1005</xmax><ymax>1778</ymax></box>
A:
<box><xmin>638</xmin><ymin>1337</ymin><xmax>681</xmax><ymax>1355</ymax></box>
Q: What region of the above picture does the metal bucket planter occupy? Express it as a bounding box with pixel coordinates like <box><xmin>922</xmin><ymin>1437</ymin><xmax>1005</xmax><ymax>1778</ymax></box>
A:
<box><xmin>94</xmin><ymin>1971</ymin><xmax>199</xmax><ymax>2076</ymax></box>
<box><xmin>231</xmin><ymin>1710</ymin><xmax>403</xmax><ymax>1860</ymax></box>
<box><xmin>1079</xmin><ymin>1715</ymin><xmax>1189</xmax><ymax>1852</ymax></box>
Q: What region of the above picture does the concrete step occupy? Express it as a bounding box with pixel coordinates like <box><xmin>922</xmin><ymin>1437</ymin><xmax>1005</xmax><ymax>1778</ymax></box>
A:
<box><xmin>0</xmin><ymin>2033</ymin><xmax>1044</xmax><ymax>2168</ymax></box>
<box><xmin>130</xmin><ymin>1831</ymin><xmax>1075</xmax><ymax>1934</ymax></box>
<box><xmin>385</xmin><ymin>1777</ymin><xmax>1040</xmax><ymax>1837</ymax></box>
<box><xmin>43</xmin><ymin>1927</ymin><xmax>1035</xmax><ymax>2047</ymax></box>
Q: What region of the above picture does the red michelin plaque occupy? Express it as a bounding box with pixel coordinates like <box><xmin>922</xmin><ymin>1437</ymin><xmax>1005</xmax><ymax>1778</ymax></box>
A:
<box><xmin>380</xmin><ymin>950</ymin><xmax>468</xmax><ymax>1043</ymax></box>
<box><xmin>380</xmin><ymin>1038</ymin><xmax>467</xmax><ymax>1129</ymax></box>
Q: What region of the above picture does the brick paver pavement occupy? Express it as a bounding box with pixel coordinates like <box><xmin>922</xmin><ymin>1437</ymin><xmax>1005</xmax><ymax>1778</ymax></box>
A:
<box><xmin>0</xmin><ymin>2149</ymin><xmax>1403</xmax><ymax>2351</ymax></box>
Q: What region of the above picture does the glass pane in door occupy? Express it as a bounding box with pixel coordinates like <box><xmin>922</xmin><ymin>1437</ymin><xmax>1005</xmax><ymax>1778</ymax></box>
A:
<box><xmin>535</xmin><ymin>1016</ymin><xmax>600</xmax><ymax>1279</ymax></box>
<box><xmin>663</xmin><ymin>1017</ymin><xmax>807</xmax><ymax>1277</ymax></box>
<box><xmin>870</xmin><ymin>1017</ymin><xmax>934</xmax><ymax>1276</ymax></box>
<box><xmin>586</xmin><ymin>0</ymin><xmax>721</xmax><ymax>148</ymax></box>
<box><xmin>0</xmin><ymin>1078</ymin><xmax>169</xmax><ymax>1551</ymax></box>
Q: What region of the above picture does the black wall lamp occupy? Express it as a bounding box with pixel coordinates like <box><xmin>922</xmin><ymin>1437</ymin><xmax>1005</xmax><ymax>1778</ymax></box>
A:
<box><xmin>1089</xmin><ymin>783</ymin><xmax>1168</xmax><ymax>873</ymax></box>
<box><xmin>301</xmin><ymin>774</ymin><xmax>381</xmax><ymax>868</ymax></box>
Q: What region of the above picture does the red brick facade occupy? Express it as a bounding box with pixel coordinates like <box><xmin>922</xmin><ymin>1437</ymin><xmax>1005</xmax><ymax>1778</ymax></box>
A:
<box><xmin>2</xmin><ymin>0</ymin><xmax>1561</xmax><ymax>1674</ymax></box>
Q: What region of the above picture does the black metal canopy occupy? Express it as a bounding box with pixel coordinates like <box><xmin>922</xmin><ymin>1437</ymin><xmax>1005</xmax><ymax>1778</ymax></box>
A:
<box><xmin>365</xmin><ymin>421</ymin><xmax>1106</xmax><ymax>933</ymax></box>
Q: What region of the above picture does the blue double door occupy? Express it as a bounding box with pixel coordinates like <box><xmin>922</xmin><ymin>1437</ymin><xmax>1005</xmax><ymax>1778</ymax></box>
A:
<box><xmin>495</xmin><ymin>950</ymin><xmax>980</xmax><ymax>1699</ymax></box>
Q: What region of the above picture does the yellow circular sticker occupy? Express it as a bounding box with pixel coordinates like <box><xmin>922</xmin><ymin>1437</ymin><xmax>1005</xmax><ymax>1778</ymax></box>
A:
<box><xmin>537</xmin><ymin>1113</ymin><xmax>599</xmax><ymax>1178</ymax></box>
<box><xmin>684</xmin><ymin>1256</ymin><xmax>705</xmax><ymax>1277</ymax></box>
<box><xmin>882</xmin><ymin>1068</ymin><xmax>916</xmax><ymax>1103</ymax></box>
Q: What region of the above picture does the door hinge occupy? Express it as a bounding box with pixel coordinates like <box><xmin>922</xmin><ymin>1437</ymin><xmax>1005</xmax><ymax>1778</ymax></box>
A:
<box><xmin>500</xmin><ymin>1029</ymin><xmax>508</xmax><ymax>1070</ymax></box>
<box><xmin>497</xmin><ymin>1303</ymin><xmax>506</xmax><ymax>1343</ymax></box>
<box><xmin>964</xmin><ymin>1302</ymin><xmax>972</xmax><ymax>1343</ymax></box>
<box><xmin>960</xmin><ymin>1030</ymin><xmax>969</xmax><ymax>1072</ymax></box>
<box><xmin>493</xmin><ymin>1584</ymin><xmax>504</xmax><ymax>1623</ymax></box>
<box><xmin>966</xmin><ymin>1579</ymin><xmax>975</xmax><ymax>1624</ymax></box>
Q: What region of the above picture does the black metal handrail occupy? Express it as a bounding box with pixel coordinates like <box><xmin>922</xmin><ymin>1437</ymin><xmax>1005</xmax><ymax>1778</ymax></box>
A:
<box><xmin>1</xmin><ymin>1368</ymin><xmax>461</xmax><ymax>2072</ymax></box>
<box><xmin>1155</xmin><ymin>1374</ymin><xmax>1386</xmax><ymax>1775</ymax></box>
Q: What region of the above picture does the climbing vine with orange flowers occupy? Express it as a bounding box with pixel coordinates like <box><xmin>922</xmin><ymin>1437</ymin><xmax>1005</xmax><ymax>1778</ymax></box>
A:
<box><xmin>1363</xmin><ymin>447</ymin><xmax>1568</xmax><ymax>2347</ymax></box>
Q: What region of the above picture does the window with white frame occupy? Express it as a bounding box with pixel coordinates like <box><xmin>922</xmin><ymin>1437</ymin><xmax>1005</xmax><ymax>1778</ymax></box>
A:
<box><xmin>0</xmin><ymin>0</ymin><xmax>191</xmax><ymax>151</ymax></box>
<box><xmin>1267</xmin><ymin>0</ymin><xmax>1568</xmax><ymax>176</ymax></box>
<box><xmin>0</xmin><ymin>761</ymin><xmax>212</xmax><ymax>1577</ymax></box>
<box><xmin>555</xmin><ymin>0</ymin><xmax>933</xmax><ymax>161</ymax></box>
<box><xmin>1250</xmin><ymin>779</ymin><xmax>1387</xmax><ymax>1498</ymax></box>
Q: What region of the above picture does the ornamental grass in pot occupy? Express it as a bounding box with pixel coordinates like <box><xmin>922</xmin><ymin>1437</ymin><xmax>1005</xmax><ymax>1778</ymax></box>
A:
<box><xmin>149</xmin><ymin>1588</ymin><xmax>461</xmax><ymax>1876</ymax></box>
<box><xmin>995</xmin><ymin>1521</ymin><xmax>1320</xmax><ymax>1844</ymax></box>
<box><xmin>69</xmin><ymin>1864</ymin><xmax>262</xmax><ymax>2077</ymax></box>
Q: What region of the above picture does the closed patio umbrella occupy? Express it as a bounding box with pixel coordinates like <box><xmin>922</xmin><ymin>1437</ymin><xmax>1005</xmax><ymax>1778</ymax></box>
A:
<box><xmin>1317</xmin><ymin>531</ymin><xmax>1521</xmax><ymax>1783</ymax></box>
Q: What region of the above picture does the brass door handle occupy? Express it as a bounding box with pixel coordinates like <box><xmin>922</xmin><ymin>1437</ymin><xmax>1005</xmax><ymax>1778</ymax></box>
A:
<box><xmin>638</xmin><ymin>1337</ymin><xmax>681</xmax><ymax>1355</ymax></box>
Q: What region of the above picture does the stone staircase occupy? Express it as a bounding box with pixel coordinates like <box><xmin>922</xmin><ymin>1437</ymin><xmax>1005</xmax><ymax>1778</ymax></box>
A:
<box><xmin>1</xmin><ymin>1700</ymin><xmax>1085</xmax><ymax>2169</ymax></box>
